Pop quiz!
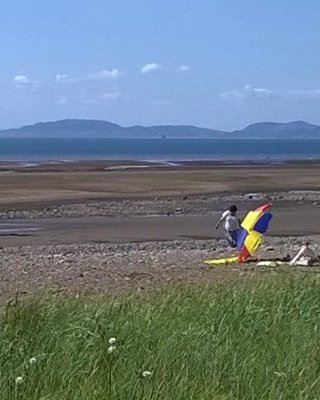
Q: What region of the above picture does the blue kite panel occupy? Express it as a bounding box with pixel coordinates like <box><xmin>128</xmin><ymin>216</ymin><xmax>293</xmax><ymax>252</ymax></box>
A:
<box><xmin>254</xmin><ymin>213</ymin><xmax>272</xmax><ymax>234</ymax></box>
<box><xmin>236</xmin><ymin>228</ymin><xmax>248</xmax><ymax>251</ymax></box>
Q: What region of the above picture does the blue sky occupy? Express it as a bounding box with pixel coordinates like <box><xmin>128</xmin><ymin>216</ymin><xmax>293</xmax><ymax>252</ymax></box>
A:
<box><xmin>1</xmin><ymin>0</ymin><xmax>320</xmax><ymax>130</ymax></box>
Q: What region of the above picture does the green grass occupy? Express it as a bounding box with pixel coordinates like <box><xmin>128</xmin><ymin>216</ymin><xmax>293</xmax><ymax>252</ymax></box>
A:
<box><xmin>1</xmin><ymin>274</ymin><xmax>320</xmax><ymax>399</ymax></box>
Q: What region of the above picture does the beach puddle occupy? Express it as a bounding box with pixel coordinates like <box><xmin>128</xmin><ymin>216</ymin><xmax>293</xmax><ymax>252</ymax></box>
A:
<box><xmin>0</xmin><ymin>223</ymin><xmax>40</xmax><ymax>236</ymax></box>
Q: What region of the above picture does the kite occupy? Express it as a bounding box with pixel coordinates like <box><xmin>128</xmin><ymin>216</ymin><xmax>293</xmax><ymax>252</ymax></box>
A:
<box><xmin>205</xmin><ymin>203</ymin><xmax>273</xmax><ymax>265</ymax></box>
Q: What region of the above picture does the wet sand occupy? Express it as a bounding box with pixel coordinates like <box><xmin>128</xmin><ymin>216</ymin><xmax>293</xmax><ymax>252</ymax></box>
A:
<box><xmin>1</xmin><ymin>160</ymin><xmax>320</xmax><ymax>210</ymax></box>
<box><xmin>1</xmin><ymin>209</ymin><xmax>320</xmax><ymax>248</ymax></box>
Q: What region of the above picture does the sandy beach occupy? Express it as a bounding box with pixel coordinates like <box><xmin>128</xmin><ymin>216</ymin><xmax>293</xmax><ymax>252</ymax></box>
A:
<box><xmin>1</xmin><ymin>161</ymin><xmax>320</xmax><ymax>298</ymax></box>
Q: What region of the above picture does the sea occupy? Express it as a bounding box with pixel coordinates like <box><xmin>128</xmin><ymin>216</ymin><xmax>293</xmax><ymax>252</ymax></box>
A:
<box><xmin>0</xmin><ymin>138</ymin><xmax>320</xmax><ymax>162</ymax></box>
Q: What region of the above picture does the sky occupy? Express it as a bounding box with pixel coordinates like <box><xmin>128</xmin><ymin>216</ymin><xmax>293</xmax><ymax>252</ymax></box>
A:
<box><xmin>1</xmin><ymin>0</ymin><xmax>320</xmax><ymax>131</ymax></box>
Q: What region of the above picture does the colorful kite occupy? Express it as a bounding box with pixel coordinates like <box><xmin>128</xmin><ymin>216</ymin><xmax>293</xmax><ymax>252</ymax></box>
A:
<box><xmin>236</xmin><ymin>203</ymin><xmax>272</xmax><ymax>262</ymax></box>
<box><xmin>205</xmin><ymin>203</ymin><xmax>273</xmax><ymax>265</ymax></box>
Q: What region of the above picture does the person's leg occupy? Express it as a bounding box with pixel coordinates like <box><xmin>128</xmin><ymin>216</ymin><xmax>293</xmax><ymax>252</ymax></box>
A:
<box><xmin>230</xmin><ymin>230</ymin><xmax>239</xmax><ymax>247</ymax></box>
<box><xmin>225</xmin><ymin>229</ymin><xmax>237</xmax><ymax>247</ymax></box>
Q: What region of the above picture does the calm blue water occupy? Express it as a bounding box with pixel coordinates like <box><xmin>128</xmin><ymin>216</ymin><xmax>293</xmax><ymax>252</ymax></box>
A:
<box><xmin>0</xmin><ymin>138</ymin><xmax>320</xmax><ymax>162</ymax></box>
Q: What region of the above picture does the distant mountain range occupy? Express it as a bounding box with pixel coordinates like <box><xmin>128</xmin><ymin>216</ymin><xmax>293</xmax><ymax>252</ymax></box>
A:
<box><xmin>1</xmin><ymin>119</ymin><xmax>320</xmax><ymax>139</ymax></box>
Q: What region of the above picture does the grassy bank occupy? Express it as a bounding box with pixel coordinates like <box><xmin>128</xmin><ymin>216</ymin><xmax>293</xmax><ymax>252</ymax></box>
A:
<box><xmin>1</xmin><ymin>274</ymin><xmax>319</xmax><ymax>399</ymax></box>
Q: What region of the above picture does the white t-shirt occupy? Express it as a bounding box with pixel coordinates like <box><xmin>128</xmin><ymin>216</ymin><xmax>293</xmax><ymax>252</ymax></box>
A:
<box><xmin>221</xmin><ymin>210</ymin><xmax>239</xmax><ymax>232</ymax></box>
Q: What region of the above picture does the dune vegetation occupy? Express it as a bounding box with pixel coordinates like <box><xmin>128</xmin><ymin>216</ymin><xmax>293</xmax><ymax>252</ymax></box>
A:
<box><xmin>1</xmin><ymin>273</ymin><xmax>319</xmax><ymax>399</ymax></box>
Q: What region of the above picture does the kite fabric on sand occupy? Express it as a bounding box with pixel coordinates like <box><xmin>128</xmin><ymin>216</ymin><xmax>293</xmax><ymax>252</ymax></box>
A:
<box><xmin>205</xmin><ymin>203</ymin><xmax>273</xmax><ymax>266</ymax></box>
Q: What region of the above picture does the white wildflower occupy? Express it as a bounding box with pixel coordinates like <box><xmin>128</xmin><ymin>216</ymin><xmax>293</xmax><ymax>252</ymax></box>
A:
<box><xmin>107</xmin><ymin>345</ymin><xmax>116</xmax><ymax>354</ymax></box>
<box><xmin>142</xmin><ymin>370</ymin><xmax>152</xmax><ymax>378</ymax></box>
<box><xmin>15</xmin><ymin>376</ymin><xmax>23</xmax><ymax>385</ymax></box>
<box><xmin>29</xmin><ymin>357</ymin><xmax>37</xmax><ymax>365</ymax></box>
<box><xmin>109</xmin><ymin>337</ymin><xmax>116</xmax><ymax>345</ymax></box>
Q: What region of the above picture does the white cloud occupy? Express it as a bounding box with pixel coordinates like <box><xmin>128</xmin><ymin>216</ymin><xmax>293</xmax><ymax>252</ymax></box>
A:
<box><xmin>55</xmin><ymin>74</ymin><xmax>77</xmax><ymax>83</ymax></box>
<box><xmin>86</xmin><ymin>69</ymin><xmax>122</xmax><ymax>80</ymax></box>
<box><xmin>55</xmin><ymin>69</ymin><xmax>123</xmax><ymax>84</ymax></box>
<box><xmin>99</xmin><ymin>91</ymin><xmax>121</xmax><ymax>100</ymax></box>
<box><xmin>141</xmin><ymin>63</ymin><xmax>162</xmax><ymax>74</ymax></box>
<box><xmin>178</xmin><ymin>65</ymin><xmax>190</xmax><ymax>72</ymax></box>
<box><xmin>81</xmin><ymin>91</ymin><xmax>121</xmax><ymax>104</ymax></box>
<box><xmin>220</xmin><ymin>84</ymin><xmax>273</xmax><ymax>99</ymax></box>
<box><xmin>220</xmin><ymin>85</ymin><xmax>320</xmax><ymax>101</ymax></box>
<box><xmin>13</xmin><ymin>74</ymin><xmax>30</xmax><ymax>88</ymax></box>
<box><xmin>286</xmin><ymin>89</ymin><xmax>320</xmax><ymax>99</ymax></box>
<box><xmin>243</xmin><ymin>85</ymin><xmax>272</xmax><ymax>98</ymax></box>
<box><xmin>13</xmin><ymin>74</ymin><xmax>40</xmax><ymax>91</ymax></box>
<box><xmin>253</xmin><ymin>88</ymin><xmax>273</xmax><ymax>97</ymax></box>
<box><xmin>57</xmin><ymin>98</ymin><xmax>67</xmax><ymax>105</ymax></box>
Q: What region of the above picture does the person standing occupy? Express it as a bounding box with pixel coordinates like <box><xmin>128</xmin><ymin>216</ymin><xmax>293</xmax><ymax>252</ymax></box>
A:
<box><xmin>215</xmin><ymin>205</ymin><xmax>240</xmax><ymax>248</ymax></box>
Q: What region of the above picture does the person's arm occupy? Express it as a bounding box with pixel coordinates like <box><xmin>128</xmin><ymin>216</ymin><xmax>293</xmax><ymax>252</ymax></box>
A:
<box><xmin>215</xmin><ymin>212</ymin><xmax>227</xmax><ymax>229</ymax></box>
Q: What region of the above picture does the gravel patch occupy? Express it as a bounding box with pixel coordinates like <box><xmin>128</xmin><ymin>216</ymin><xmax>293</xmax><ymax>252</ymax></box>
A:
<box><xmin>1</xmin><ymin>191</ymin><xmax>320</xmax><ymax>220</ymax></box>
<box><xmin>1</xmin><ymin>236</ymin><xmax>320</xmax><ymax>300</ymax></box>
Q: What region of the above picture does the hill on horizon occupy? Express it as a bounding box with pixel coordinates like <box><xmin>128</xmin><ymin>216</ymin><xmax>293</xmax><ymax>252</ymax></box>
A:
<box><xmin>1</xmin><ymin>119</ymin><xmax>320</xmax><ymax>139</ymax></box>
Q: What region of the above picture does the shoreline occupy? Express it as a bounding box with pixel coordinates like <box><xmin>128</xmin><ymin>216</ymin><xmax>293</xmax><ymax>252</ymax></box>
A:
<box><xmin>1</xmin><ymin>158</ymin><xmax>320</xmax><ymax>172</ymax></box>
